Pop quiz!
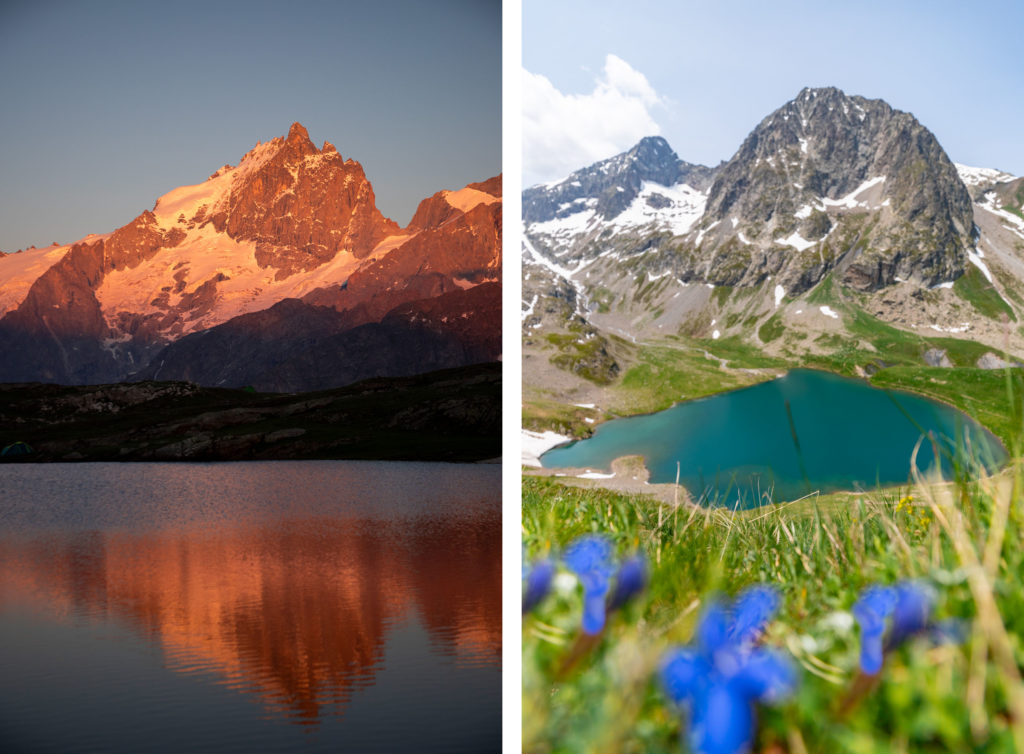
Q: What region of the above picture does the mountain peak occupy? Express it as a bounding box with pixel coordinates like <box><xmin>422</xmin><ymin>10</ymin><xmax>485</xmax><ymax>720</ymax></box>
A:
<box><xmin>631</xmin><ymin>135</ymin><xmax>674</xmax><ymax>154</ymax></box>
<box><xmin>624</xmin><ymin>136</ymin><xmax>680</xmax><ymax>170</ymax></box>
<box><xmin>796</xmin><ymin>85</ymin><xmax>845</xmax><ymax>101</ymax></box>
<box><xmin>697</xmin><ymin>86</ymin><xmax>972</xmax><ymax>290</ymax></box>
<box><xmin>286</xmin><ymin>122</ymin><xmax>312</xmax><ymax>148</ymax></box>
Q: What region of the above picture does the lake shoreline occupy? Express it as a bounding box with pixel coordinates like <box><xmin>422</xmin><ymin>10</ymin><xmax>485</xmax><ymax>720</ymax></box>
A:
<box><xmin>535</xmin><ymin>369</ymin><xmax>1007</xmax><ymax>505</ymax></box>
<box><xmin>541</xmin><ymin>362</ymin><xmax>1014</xmax><ymax>453</ymax></box>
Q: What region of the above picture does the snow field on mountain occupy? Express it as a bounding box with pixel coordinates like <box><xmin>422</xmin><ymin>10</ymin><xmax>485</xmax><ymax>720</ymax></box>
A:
<box><xmin>152</xmin><ymin>140</ymin><xmax>281</xmax><ymax>229</ymax></box>
<box><xmin>95</xmin><ymin>221</ymin><xmax>406</xmax><ymax>336</ymax></box>
<box><xmin>527</xmin><ymin>203</ymin><xmax>599</xmax><ymax>241</ymax></box>
<box><xmin>612</xmin><ymin>181</ymin><xmax>706</xmax><ymax>235</ymax></box>
<box><xmin>955</xmin><ymin>163</ymin><xmax>1017</xmax><ymax>187</ymax></box>
<box><xmin>443</xmin><ymin>187</ymin><xmax>501</xmax><ymax>214</ymax></box>
<box><xmin>820</xmin><ymin>175</ymin><xmax>887</xmax><ymax>210</ymax></box>
<box><xmin>776</xmin><ymin>231</ymin><xmax>817</xmax><ymax>251</ymax></box>
<box><xmin>0</xmin><ymin>236</ymin><xmax>107</xmax><ymax>316</ymax></box>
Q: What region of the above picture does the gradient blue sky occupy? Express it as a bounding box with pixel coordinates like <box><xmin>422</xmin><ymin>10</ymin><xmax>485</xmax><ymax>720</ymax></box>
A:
<box><xmin>523</xmin><ymin>0</ymin><xmax>1022</xmax><ymax>186</ymax></box>
<box><xmin>0</xmin><ymin>0</ymin><xmax>500</xmax><ymax>252</ymax></box>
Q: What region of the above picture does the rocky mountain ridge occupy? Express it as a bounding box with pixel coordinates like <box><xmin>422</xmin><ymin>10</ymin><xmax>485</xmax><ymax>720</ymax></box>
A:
<box><xmin>0</xmin><ymin>124</ymin><xmax>501</xmax><ymax>389</ymax></box>
<box><xmin>523</xmin><ymin>86</ymin><xmax>1024</xmax><ymax>397</ymax></box>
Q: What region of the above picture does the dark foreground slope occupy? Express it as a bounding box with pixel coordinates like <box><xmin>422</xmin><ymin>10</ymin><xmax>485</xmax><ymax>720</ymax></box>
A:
<box><xmin>0</xmin><ymin>363</ymin><xmax>499</xmax><ymax>463</ymax></box>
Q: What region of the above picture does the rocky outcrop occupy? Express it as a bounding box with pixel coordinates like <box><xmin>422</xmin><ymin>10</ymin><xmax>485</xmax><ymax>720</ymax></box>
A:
<box><xmin>0</xmin><ymin>239</ymin><xmax>115</xmax><ymax>383</ymax></box>
<box><xmin>924</xmin><ymin>348</ymin><xmax>953</xmax><ymax>367</ymax></box>
<box><xmin>304</xmin><ymin>193</ymin><xmax>501</xmax><ymax>323</ymax></box>
<box><xmin>976</xmin><ymin>352</ymin><xmax>1020</xmax><ymax>370</ymax></box>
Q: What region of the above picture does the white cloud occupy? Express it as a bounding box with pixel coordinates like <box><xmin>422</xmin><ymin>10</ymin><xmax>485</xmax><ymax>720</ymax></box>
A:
<box><xmin>523</xmin><ymin>54</ymin><xmax>663</xmax><ymax>187</ymax></box>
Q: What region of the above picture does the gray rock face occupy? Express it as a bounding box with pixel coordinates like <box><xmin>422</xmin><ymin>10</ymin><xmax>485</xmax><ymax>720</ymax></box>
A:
<box><xmin>977</xmin><ymin>352</ymin><xmax>1011</xmax><ymax>369</ymax></box>
<box><xmin>924</xmin><ymin>348</ymin><xmax>953</xmax><ymax>367</ymax></box>
<box><xmin>682</xmin><ymin>87</ymin><xmax>974</xmax><ymax>292</ymax></box>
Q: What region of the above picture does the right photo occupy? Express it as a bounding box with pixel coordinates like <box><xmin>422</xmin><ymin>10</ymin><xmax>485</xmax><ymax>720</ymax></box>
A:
<box><xmin>520</xmin><ymin>2</ymin><xmax>1024</xmax><ymax>752</ymax></box>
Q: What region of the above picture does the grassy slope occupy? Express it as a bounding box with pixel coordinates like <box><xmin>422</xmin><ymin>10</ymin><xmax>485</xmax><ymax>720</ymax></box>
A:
<box><xmin>523</xmin><ymin>469</ymin><xmax>1024</xmax><ymax>753</ymax></box>
<box><xmin>611</xmin><ymin>338</ymin><xmax>786</xmax><ymax>416</ymax></box>
<box><xmin>525</xmin><ymin>281</ymin><xmax>1022</xmax><ymax>448</ymax></box>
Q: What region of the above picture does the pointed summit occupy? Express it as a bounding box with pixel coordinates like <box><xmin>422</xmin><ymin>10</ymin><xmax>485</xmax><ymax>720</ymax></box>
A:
<box><xmin>286</xmin><ymin>122</ymin><xmax>312</xmax><ymax>148</ymax></box>
<box><xmin>628</xmin><ymin>135</ymin><xmax>677</xmax><ymax>163</ymax></box>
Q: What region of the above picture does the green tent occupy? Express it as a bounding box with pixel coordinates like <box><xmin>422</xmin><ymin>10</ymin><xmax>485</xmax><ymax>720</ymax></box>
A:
<box><xmin>1</xmin><ymin>441</ymin><xmax>34</xmax><ymax>457</ymax></box>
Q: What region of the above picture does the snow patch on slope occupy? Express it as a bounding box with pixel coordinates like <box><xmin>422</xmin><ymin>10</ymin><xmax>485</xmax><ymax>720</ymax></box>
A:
<box><xmin>527</xmin><ymin>205</ymin><xmax>599</xmax><ymax>245</ymax></box>
<box><xmin>821</xmin><ymin>176</ymin><xmax>887</xmax><ymax>210</ymax></box>
<box><xmin>444</xmin><ymin>187</ymin><xmax>501</xmax><ymax>214</ymax></box>
<box><xmin>966</xmin><ymin>247</ymin><xmax>993</xmax><ymax>283</ymax></box>
<box><xmin>776</xmin><ymin>231</ymin><xmax>817</xmax><ymax>251</ymax></box>
<box><xmin>522</xmin><ymin>429</ymin><xmax>570</xmax><ymax>467</ymax></box>
<box><xmin>613</xmin><ymin>182</ymin><xmax>706</xmax><ymax>235</ymax></box>
<box><xmin>956</xmin><ymin>163</ymin><xmax>1017</xmax><ymax>187</ymax></box>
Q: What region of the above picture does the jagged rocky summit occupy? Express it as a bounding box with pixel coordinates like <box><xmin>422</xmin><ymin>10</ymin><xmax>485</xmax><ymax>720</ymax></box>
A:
<box><xmin>0</xmin><ymin>123</ymin><xmax>502</xmax><ymax>391</ymax></box>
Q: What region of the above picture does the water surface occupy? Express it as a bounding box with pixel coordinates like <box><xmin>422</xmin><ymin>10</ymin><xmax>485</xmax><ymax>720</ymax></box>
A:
<box><xmin>542</xmin><ymin>370</ymin><xmax>1005</xmax><ymax>507</ymax></box>
<box><xmin>0</xmin><ymin>461</ymin><xmax>500</xmax><ymax>752</ymax></box>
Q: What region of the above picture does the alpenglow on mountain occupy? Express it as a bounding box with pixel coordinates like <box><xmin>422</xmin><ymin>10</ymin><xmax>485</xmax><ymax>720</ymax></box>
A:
<box><xmin>523</xmin><ymin>86</ymin><xmax>1024</xmax><ymax>385</ymax></box>
<box><xmin>0</xmin><ymin>123</ymin><xmax>501</xmax><ymax>391</ymax></box>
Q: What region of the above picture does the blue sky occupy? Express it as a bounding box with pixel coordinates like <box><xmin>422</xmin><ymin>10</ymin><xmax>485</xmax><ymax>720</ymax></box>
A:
<box><xmin>0</xmin><ymin>0</ymin><xmax>500</xmax><ymax>252</ymax></box>
<box><xmin>523</xmin><ymin>0</ymin><xmax>1022</xmax><ymax>186</ymax></box>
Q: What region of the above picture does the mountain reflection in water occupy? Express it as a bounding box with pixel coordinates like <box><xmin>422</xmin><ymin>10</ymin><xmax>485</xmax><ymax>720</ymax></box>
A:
<box><xmin>0</xmin><ymin>461</ymin><xmax>500</xmax><ymax>750</ymax></box>
<box><xmin>1</xmin><ymin>514</ymin><xmax>500</xmax><ymax>724</ymax></box>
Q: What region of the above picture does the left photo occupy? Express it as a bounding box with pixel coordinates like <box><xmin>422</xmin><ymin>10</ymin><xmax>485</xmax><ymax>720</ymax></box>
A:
<box><xmin>0</xmin><ymin>1</ymin><xmax>501</xmax><ymax>752</ymax></box>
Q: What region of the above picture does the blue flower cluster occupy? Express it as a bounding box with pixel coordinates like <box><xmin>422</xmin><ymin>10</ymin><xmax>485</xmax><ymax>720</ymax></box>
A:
<box><xmin>525</xmin><ymin>533</ymin><xmax>965</xmax><ymax>753</ymax></box>
<box><xmin>522</xmin><ymin>534</ymin><xmax>647</xmax><ymax>633</ymax></box>
<box><xmin>661</xmin><ymin>586</ymin><xmax>796</xmax><ymax>754</ymax></box>
<box><xmin>853</xmin><ymin>580</ymin><xmax>963</xmax><ymax>674</ymax></box>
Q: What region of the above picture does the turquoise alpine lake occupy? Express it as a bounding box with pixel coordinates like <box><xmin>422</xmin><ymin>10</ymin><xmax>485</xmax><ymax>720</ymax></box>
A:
<box><xmin>541</xmin><ymin>369</ymin><xmax>1006</xmax><ymax>507</ymax></box>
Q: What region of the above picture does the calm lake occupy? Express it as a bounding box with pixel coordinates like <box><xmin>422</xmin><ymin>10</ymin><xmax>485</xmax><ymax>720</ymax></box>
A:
<box><xmin>0</xmin><ymin>461</ymin><xmax>500</xmax><ymax>753</ymax></box>
<box><xmin>542</xmin><ymin>369</ymin><xmax>1006</xmax><ymax>507</ymax></box>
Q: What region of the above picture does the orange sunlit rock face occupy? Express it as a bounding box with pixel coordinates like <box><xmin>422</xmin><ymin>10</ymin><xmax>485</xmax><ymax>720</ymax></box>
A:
<box><xmin>0</xmin><ymin>512</ymin><xmax>500</xmax><ymax>724</ymax></box>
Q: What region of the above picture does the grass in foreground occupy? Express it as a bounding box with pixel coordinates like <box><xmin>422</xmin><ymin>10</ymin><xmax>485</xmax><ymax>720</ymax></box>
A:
<box><xmin>523</xmin><ymin>459</ymin><xmax>1024</xmax><ymax>753</ymax></box>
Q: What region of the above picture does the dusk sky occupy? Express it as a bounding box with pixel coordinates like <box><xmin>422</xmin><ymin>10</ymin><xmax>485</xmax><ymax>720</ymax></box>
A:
<box><xmin>523</xmin><ymin>0</ymin><xmax>1022</xmax><ymax>187</ymax></box>
<box><xmin>0</xmin><ymin>0</ymin><xmax>500</xmax><ymax>252</ymax></box>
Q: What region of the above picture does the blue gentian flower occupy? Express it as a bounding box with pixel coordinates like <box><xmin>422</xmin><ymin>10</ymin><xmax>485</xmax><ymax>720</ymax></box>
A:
<box><xmin>563</xmin><ymin>535</ymin><xmax>616</xmax><ymax>635</ymax></box>
<box><xmin>522</xmin><ymin>558</ymin><xmax>555</xmax><ymax>614</ymax></box>
<box><xmin>853</xmin><ymin>580</ymin><xmax>942</xmax><ymax>674</ymax></box>
<box><xmin>852</xmin><ymin>585</ymin><xmax>898</xmax><ymax>675</ymax></box>
<box><xmin>606</xmin><ymin>554</ymin><xmax>647</xmax><ymax>613</ymax></box>
<box><xmin>729</xmin><ymin>585</ymin><xmax>780</xmax><ymax>646</ymax></box>
<box><xmin>661</xmin><ymin>586</ymin><xmax>796</xmax><ymax>754</ymax></box>
<box><xmin>888</xmin><ymin>581</ymin><xmax>933</xmax><ymax>646</ymax></box>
